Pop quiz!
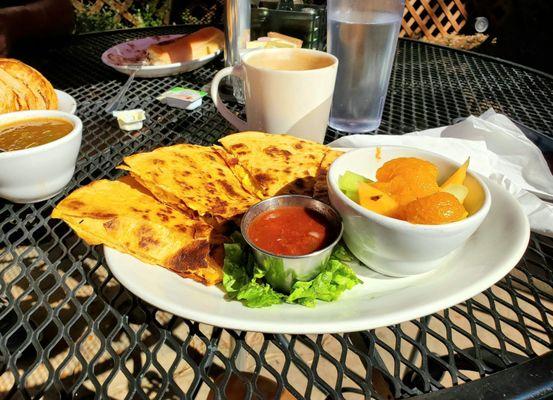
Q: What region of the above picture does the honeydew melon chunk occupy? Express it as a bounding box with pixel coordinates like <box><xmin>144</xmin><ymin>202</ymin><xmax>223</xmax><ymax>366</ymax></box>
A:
<box><xmin>343</xmin><ymin>189</ymin><xmax>359</xmax><ymax>203</ymax></box>
<box><xmin>339</xmin><ymin>171</ymin><xmax>370</xmax><ymax>192</ymax></box>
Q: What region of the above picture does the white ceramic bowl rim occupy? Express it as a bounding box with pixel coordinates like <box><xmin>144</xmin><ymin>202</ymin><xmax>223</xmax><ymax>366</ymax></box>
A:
<box><xmin>0</xmin><ymin>110</ymin><xmax>83</xmax><ymax>159</ymax></box>
<box><xmin>328</xmin><ymin>145</ymin><xmax>492</xmax><ymax>232</ymax></box>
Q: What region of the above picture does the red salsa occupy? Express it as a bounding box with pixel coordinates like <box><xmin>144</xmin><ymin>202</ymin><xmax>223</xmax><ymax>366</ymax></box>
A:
<box><xmin>248</xmin><ymin>206</ymin><xmax>332</xmax><ymax>256</ymax></box>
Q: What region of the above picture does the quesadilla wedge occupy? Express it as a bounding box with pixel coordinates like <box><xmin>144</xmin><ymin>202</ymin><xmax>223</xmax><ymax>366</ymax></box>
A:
<box><xmin>51</xmin><ymin>179</ymin><xmax>222</xmax><ymax>285</ymax></box>
<box><xmin>218</xmin><ymin>132</ymin><xmax>330</xmax><ymax>198</ymax></box>
<box><xmin>119</xmin><ymin>144</ymin><xmax>258</xmax><ymax>220</ymax></box>
<box><xmin>313</xmin><ymin>149</ymin><xmax>344</xmax><ymax>204</ymax></box>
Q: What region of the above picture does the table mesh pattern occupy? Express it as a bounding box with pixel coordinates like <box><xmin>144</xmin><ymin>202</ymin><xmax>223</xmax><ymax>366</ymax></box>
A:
<box><xmin>1</xmin><ymin>27</ymin><xmax>552</xmax><ymax>399</ymax></box>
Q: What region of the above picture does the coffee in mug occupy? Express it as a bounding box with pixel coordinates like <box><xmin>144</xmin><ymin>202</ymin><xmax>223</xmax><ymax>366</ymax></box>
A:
<box><xmin>211</xmin><ymin>48</ymin><xmax>338</xmax><ymax>143</ymax></box>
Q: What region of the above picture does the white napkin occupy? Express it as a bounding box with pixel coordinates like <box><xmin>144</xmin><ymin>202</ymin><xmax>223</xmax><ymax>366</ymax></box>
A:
<box><xmin>328</xmin><ymin>109</ymin><xmax>553</xmax><ymax>238</ymax></box>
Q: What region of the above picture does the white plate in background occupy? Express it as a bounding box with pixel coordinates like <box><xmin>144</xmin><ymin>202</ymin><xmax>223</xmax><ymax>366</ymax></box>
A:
<box><xmin>101</xmin><ymin>34</ymin><xmax>221</xmax><ymax>78</ymax></box>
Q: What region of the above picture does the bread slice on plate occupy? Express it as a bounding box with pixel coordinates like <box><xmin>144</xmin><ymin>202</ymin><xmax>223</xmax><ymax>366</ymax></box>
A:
<box><xmin>147</xmin><ymin>27</ymin><xmax>224</xmax><ymax>65</ymax></box>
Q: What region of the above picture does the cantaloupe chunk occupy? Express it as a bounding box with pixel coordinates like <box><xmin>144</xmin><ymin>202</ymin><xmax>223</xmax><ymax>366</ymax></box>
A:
<box><xmin>358</xmin><ymin>182</ymin><xmax>399</xmax><ymax>217</ymax></box>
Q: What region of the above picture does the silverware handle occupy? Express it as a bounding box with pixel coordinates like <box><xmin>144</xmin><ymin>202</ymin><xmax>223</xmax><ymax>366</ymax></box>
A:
<box><xmin>105</xmin><ymin>68</ymin><xmax>139</xmax><ymax>113</ymax></box>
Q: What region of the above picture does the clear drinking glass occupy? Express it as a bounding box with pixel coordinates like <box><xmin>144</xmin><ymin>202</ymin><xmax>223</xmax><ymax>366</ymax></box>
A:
<box><xmin>224</xmin><ymin>0</ymin><xmax>250</xmax><ymax>103</ymax></box>
<box><xmin>327</xmin><ymin>0</ymin><xmax>404</xmax><ymax>132</ymax></box>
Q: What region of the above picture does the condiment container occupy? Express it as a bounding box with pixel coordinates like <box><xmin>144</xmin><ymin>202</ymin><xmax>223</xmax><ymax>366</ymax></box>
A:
<box><xmin>112</xmin><ymin>109</ymin><xmax>146</xmax><ymax>131</ymax></box>
<box><xmin>241</xmin><ymin>195</ymin><xmax>343</xmax><ymax>293</ymax></box>
<box><xmin>157</xmin><ymin>87</ymin><xmax>207</xmax><ymax>110</ymax></box>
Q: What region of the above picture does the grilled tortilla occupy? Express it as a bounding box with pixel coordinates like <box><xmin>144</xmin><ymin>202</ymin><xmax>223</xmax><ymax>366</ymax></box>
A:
<box><xmin>313</xmin><ymin>150</ymin><xmax>344</xmax><ymax>204</ymax></box>
<box><xmin>218</xmin><ymin>132</ymin><xmax>330</xmax><ymax>198</ymax></box>
<box><xmin>51</xmin><ymin>179</ymin><xmax>222</xmax><ymax>285</ymax></box>
<box><xmin>119</xmin><ymin>144</ymin><xmax>258</xmax><ymax>220</ymax></box>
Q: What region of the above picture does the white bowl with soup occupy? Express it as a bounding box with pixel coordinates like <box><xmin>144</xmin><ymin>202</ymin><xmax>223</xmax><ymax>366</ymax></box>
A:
<box><xmin>0</xmin><ymin>110</ymin><xmax>82</xmax><ymax>203</ymax></box>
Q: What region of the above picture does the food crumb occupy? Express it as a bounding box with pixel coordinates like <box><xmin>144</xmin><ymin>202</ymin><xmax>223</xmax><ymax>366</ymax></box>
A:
<box><xmin>375</xmin><ymin>147</ymin><xmax>382</xmax><ymax>161</ymax></box>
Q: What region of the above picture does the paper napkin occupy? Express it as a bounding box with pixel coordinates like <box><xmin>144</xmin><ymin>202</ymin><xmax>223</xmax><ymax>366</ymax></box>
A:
<box><xmin>328</xmin><ymin>109</ymin><xmax>553</xmax><ymax>238</ymax></box>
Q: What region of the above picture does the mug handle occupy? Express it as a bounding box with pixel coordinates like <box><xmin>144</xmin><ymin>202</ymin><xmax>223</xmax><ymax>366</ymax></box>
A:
<box><xmin>210</xmin><ymin>65</ymin><xmax>248</xmax><ymax>131</ymax></box>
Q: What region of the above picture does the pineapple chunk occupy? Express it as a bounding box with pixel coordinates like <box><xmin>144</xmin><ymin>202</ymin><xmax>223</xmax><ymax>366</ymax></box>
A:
<box><xmin>442</xmin><ymin>158</ymin><xmax>469</xmax><ymax>188</ymax></box>
<box><xmin>463</xmin><ymin>175</ymin><xmax>486</xmax><ymax>215</ymax></box>
<box><xmin>358</xmin><ymin>182</ymin><xmax>399</xmax><ymax>217</ymax></box>
<box><xmin>441</xmin><ymin>184</ymin><xmax>469</xmax><ymax>203</ymax></box>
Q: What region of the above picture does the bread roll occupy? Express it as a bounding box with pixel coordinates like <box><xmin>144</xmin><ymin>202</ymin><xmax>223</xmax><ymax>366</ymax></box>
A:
<box><xmin>147</xmin><ymin>27</ymin><xmax>224</xmax><ymax>64</ymax></box>
<box><xmin>0</xmin><ymin>58</ymin><xmax>58</xmax><ymax>114</ymax></box>
<box><xmin>267</xmin><ymin>32</ymin><xmax>303</xmax><ymax>48</ymax></box>
<box><xmin>0</xmin><ymin>80</ymin><xmax>18</xmax><ymax>114</ymax></box>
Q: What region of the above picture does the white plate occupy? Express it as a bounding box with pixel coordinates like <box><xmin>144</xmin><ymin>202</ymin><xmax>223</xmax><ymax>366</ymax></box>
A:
<box><xmin>101</xmin><ymin>34</ymin><xmax>221</xmax><ymax>78</ymax></box>
<box><xmin>104</xmin><ymin>179</ymin><xmax>529</xmax><ymax>334</ymax></box>
<box><xmin>55</xmin><ymin>89</ymin><xmax>76</xmax><ymax>114</ymax></box>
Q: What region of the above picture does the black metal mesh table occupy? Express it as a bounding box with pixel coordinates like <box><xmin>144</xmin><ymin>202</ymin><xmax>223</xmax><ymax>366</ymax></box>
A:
<box><xmin>1</xmin><ymin>26</ymin><xmax>552</xmax><ymax>399</ymax></box>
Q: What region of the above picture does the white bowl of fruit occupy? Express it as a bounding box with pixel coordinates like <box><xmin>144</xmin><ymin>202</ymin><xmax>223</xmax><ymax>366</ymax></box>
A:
<box><xmin>327</xmin><ymin>146</ymin><xmax>491</xmax><ymax>276</ymax></box>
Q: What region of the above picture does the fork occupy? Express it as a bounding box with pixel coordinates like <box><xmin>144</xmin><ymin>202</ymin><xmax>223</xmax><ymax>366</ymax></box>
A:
<box><xmin>104</xmin><ymin>63</ymin><xmax>144</xmax><ymax>113</ymax></box>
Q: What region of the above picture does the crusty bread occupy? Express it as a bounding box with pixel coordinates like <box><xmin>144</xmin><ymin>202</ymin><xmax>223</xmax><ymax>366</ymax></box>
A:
<box><xmin>0</xmin><ymin>79</ymin><xmax>19</xmax><ymax>114</ymax></box>
<box><xmin>267</xmin><ymin>32</ymin><xmax>303</xmax><ymax>48</ymax></box>
<box><xmin>0</xmin><ymin>58</ymin><xmax>58</xmax><ymax>114</ymax></box>
<box><xmin>147</xmin><ymin>27</ymin><xmax>224</xmax><ymax>64</ymax></box>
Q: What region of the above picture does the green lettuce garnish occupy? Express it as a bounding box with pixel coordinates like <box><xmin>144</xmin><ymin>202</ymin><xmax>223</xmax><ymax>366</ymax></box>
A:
<box><xmin>222</xmin><ymin>237</ymin><xmax>361</xmax><ymax>308</ymax></box>
<box><xmin>286</xmin><ymin>259</ymin><xmax>361</xmax><ymax>307</ymax></box>
<box><xmin>236</xmin><ymin>281</ymin><xmax>285</xmax><ymax>307</ymax></box>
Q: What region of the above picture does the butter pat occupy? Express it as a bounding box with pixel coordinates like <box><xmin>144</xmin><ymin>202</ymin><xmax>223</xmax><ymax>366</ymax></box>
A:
<box><xmin>112</xmin><ymin>109</ymin><xmax>146</xmax><ymax>131</ymax></box>
<box><xmin>157</xmin><ymin>87</ymin><xmax>207</xmax><ymax>110</ymax></box>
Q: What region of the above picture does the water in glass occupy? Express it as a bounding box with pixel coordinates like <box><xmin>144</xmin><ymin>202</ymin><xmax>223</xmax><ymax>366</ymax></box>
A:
<box><xmin>328</xmin><ymin>6</ymin><xmax>402</xmax><ymax>132</ymax></box>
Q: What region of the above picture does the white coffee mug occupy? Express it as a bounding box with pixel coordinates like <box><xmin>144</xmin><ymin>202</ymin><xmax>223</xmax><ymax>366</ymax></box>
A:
<box><xmin>211</xmin><ymin>48</ymin><xmax>338</xmax><ymax>143</ymax></box>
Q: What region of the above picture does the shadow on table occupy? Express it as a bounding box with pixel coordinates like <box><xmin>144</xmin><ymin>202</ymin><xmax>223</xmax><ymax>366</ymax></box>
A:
<box><xmin>0</xmin><ymin>232</ymin><xmax>224</xmax><ymax>398</ymax></box>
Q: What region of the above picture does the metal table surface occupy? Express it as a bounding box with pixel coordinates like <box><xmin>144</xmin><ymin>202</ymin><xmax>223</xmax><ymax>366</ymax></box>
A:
<box><xmin>1</xmin><ymin>26</ymin><xmax>552</xmax><ymax>399</ymax></box>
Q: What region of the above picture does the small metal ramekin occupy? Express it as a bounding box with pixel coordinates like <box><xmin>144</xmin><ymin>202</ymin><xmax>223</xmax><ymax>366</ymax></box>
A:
<box><xmin>241</xmin><ymin>195</ymin><xmax>343</xmax><ymax>293</ymax></box>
